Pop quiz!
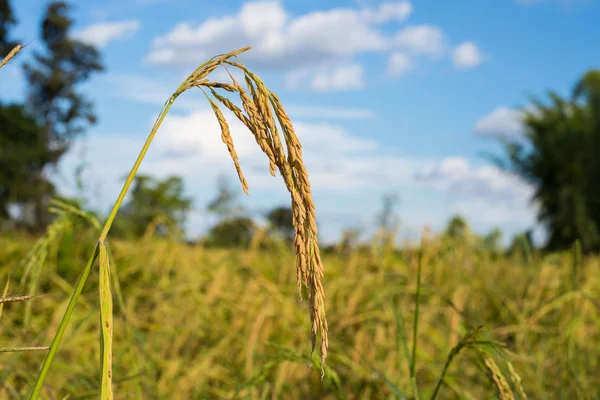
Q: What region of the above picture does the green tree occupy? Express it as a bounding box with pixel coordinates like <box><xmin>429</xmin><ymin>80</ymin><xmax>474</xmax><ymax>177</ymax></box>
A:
<box><xmin>445</xmin><ymin>214</ymin><xmax>469</xmax><ymax>239</ymax></box>
<box><xmin>0</xmin><ymin>103</ymin><xmax>54</xmax><ymax>225</ymax></box>
<box><xmin>115</xmin><ymin>175</ymin><xmax>192</xmax><ymax>238</ymax></box>
<box><xmin>482</xmin><ymin>227</ymin><xmax>503</xmax><ymax>255</ymax></box>
<box><xmin>507</xmin><ymin>229</ymin><xmax>535</xmax><ymax>259</ymax></box>
<box><xmin>18</xmin><ymin>1</ymin><xmax>104</xmax><ymax>228</ymax></box>
<box><xmin>498</xmin><ymin>70</ymin><xmax>600</xmax><ymax>252</ymax></box>
<box><xmin>0</xmin><ymin>0</ymin><xmax>18</xmax><ymax>56</ymax></box>
<box><xmin>377</xmin><ymin>192</ymin><xmax>400</xmax><ymax>233</ymax></box>
<box><xmin>207</xmin><ymin>174</ymin><xmax>245</xmax><ymax>219</ymax></box>
<box><xmin>266</xmin><ymin>206</ymin><xmax>294</xmax><ymax>243</ymax></box>
<box><xmin>204</xmin><ymin>175</ymin><xmax>256</xmax><ymax>247</ymax></box>
<box><xmin>204</xmin><ymin>217</ymin><xmax>256</xmax><ymax>248</ymax></box>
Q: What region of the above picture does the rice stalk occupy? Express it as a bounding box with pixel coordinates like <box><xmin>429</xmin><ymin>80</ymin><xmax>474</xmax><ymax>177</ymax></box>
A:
<box><xmin>506</xmin><ymin>360</ymin><xmax>528</xmax><ymax>399</ymax></box>
<box><xmin>0</xmin><ymin>294</ymin><xmax>46</xmax><ymax>304</ymax></box>
<box><xmin>481</xmin><ymin>353</ymin><xmax>515</xmax><ymax>400</ymax></box>
<box><xmin>0</xmin><ymin>44</ymin><xmax>21</xmax><ymax>69</ymax></box>
<box><xmin>29</xmin><ymin>46</ymin><xmax>328</xmax><ymax>399</ymax></box>
<box><xmin>429</xmin><ymin>326</ymin><xmax>490</xmax><ymax>399</ymax></box>
<box><xmin>0</xmin><ymin>347</ymin><xmax>49</xmax><ymax>353</ymax></box>
<box><xmin>0</xmin><ymin>276</ymin><xmax>9</xmax><ymax>320</ymax></box>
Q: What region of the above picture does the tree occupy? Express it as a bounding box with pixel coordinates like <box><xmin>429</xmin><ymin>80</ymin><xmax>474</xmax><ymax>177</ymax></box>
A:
<box><xmin>207</xmin><ymin>174</ymin><xmax>246</xmax><ymax>219</ymax></box>
<box><xmin>204</xmin><ymin>217</ymin><xmax>256</xmax><ymax>248</ymax></box>
<box><xmin>0</xmin><ymin>103</ymin><xmax>54</xmax><ymax>225</ymax></box>
<box><xmin>0</xmin><ymin>0</ymin><xmax>18</xmax><ymax>56</ymax></box>
<box><xmin>115</xmin><ymin>175</ymin><xmax>192</xmax><ymax>238</ymax></box>
<box><xmin>17</xmin><ymin>1</ymin><xmax>104</xmax><ymax>228</ymax></box>
<box><xmin>482</xmin><ymin>227</ymin><xmax>503</xmax><ymax>255</ymax></box>
<box><xmin>498</xmin><ymin>70</ymin><xmax>600</xmax><ymax>252</ymax></box>
<box><xmin>377</xmin><ymin>192</ymin><xmax>400</xmax><ymax>233</ymax></box>
<box><xmin>23</xmin><ymin>1</ymin><xmax>104</xmax><ymax>148</ymax></box>
<box><xmin>507</xmin><ymin>229</ymin><xmax>535</xmax><ymax>259</ymax></box>
<box><xmin>445</xmin><ymin>214</ymin><xmax>469</xmax><ymax>239</ymax></box>
<box><xmin>266</xmin><ymin>206</ymin><xmax>294</xmax><ymax>243</ymax></box>
<box><xmin>204</xmin><ymin>174</ymin><xmax>255</xmax><ymax>247</ymax></box>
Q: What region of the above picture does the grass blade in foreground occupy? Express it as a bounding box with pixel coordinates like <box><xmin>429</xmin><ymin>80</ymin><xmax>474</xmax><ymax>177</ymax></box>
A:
<box><xmin>410</xmin><ymin>243</ymin><xmax>424</xmax><ymax>400</ymax></box>
<box><xmin>29</xmin><ymin>46</ymin><xmax>328</xmax><ymax>398</ymax></box>
<box><xmin>99</xmin><ymin>242</ymin><xmax>114</xmax><ymax>400</ymax></box>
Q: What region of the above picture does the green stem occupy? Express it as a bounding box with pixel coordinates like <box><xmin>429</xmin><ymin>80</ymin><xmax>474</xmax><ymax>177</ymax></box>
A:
<box><xmin>28</xmin><ymin>96</ymin><xmax>178</xmax><ymax>400</ymax></box>
<box><xmin>410</xmin><ymin>243</ymin><xmax>424</xmax><ymax>400</ymax></box>
<box><xmin>429</xmin><ymin>352</ymin><xmax>456</xmax><ymax>400</ymax></box>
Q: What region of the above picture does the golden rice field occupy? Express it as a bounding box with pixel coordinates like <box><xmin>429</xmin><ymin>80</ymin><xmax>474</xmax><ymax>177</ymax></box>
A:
<box><xmin>1</xmin><ymin>228</ymin><xmax>599</xmax><ymax>399</ymax></box>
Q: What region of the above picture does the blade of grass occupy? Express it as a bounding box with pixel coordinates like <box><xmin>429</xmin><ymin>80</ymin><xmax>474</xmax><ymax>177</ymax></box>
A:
<box><xmin>377</xmin><ymin>368</ymin><xmax>410</xmax><ymax>400</ymax></box>
<box><xmin>99</xmin><ymin>242</ymin><xmax>114</xmax><ymax>400</ymax></box>
<box><xmin>0</xmin><ymin>274</ymin><xmax>10</xmax><ymax>320</ymax></box>
<box><xmin>387</xmin><ymin>280</ymin><xmax>411</xmax><ymax>398</ymax></box>
<box><xmin>410</xmin><ymin>241</ymin><xmax>425</xmax><ymax>400</ymax></box>
<box><xmin>108</xmin><ymin>245</ymin><xmax>144</xmax><ymax>399</ymax></box>
<box><xmin>571</xmin><ymin>239</ymin><xmax>581</xmax><ymax>291</ymax></box>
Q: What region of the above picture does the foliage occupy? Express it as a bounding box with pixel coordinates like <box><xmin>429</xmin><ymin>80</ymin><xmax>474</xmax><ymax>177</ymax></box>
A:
<box><xmin>444</xmin><ymin>214</ymin><xmax>469</xmax><ymax>239</ymax></box>
<box><xmin>207</xmin><ymin>174</ymin><xmax>245</xmax><ymax>220</ymax></box>
<box><xmin>266</xmin><ymin>206</ymin><xmax>294</xmax><ymax>243</ymax></box>
<box><xmin>205</xmin><ymin>175</ymin><xmax>257</xmax><ymax>248</ymax></box>
<box><xmin>377</xmin><ymin>192</ymin><xmax>400</xmax><ymax>233</ymax></box>
<box><xmin>483</xmin><ymin>227</ymin><xmax>503</xmax><ymax>255</ymax></box>
<box><xmin>204</xmin><ymin>216</ymin><xmax>257</xmax><ymax>248</ymax></box>
<box><xmin>499</xmin><ymin>69</ymin><xmax>600</xmax><ymax>253</ymax></box>
<box><xmin>0</xmin><ymin>102</ymin><xmax>55</xmax><ymax>225</ymax></box>
<box><xmin>22</xmin><ymin>1</ymin><xmax>104</xmax><ymax>148</ymax></box>
<box><xmin>114</xmin><ymin>175</ymin><xmax>192</xmax><ymax>238</ymax></box>
<box><xmin>0</xmin><ymin>0</ymin><xmax>18</xmax><ymax>56</ymax></box>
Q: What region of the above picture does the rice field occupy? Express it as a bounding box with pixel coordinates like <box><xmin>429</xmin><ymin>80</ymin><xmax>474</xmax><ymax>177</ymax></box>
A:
<box><xmin>1</xmin><ymin>227</ymin><xmax>599</xmax><ymax>399</ymax></box>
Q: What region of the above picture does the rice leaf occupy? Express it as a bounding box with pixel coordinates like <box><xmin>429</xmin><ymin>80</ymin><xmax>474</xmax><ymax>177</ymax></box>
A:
<box><xmin>99</xmin><ymin>242</ymin><xmax>114</xmax><ymax>400</ymax></box>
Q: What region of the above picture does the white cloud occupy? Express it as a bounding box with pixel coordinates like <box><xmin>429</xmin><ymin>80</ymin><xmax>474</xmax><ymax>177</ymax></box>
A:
<box><xmin>387</xmin><ymin>52</ymin><xmax>411</xmax><ymax>76</ymax></box>
<box><xmin>310</xmin><ymin>64</ymin><xmax>366</xmax><ymax>92</ymax></box>
<box><xmin>449</xmin><ymin>197</ymin><xmax>536</xmax><ymax>227</ymax></box>
<box><xmin>394</xmin><ymin>24</ymin><xmax>447</xmax><ymax>56</ymax></box>
<box><xmin>474</xmin><ymin>107</ymin><xmax>525</xmax><ymax>137</ymax></box>
<box><xmin>415</xmin><ymin>156</ymin><xmax>533</xmax><ymax>200</ymax></box>
<box><xmin>147</xmin><ymin>1</ymin><xmax>389</xmax><ymax>70</ymax></box>
<box><xmin>73</xmin><ymin>20</ymin><xmax>141</xmax><ymax>47</ymax></box>
<box><xmin>361</xmin><ymin>1</ymin><xmax>413</xmax><ymax>23</ymax></box>
<box><xmin>452</xmin><ymin>41</ymin><xmax>484</xmax><ymax>68</ymax></box>
<box><xmin>145</xmin><ymin>1</ymin><xmax>469</xmax><ymax>89</ymax></box>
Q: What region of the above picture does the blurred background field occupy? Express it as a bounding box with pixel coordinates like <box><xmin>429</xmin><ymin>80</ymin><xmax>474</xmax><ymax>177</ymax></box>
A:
<box><xmin>2</xmin><ymin>222</ymin><xmax>599</xmax><ymax>399</ymax></box>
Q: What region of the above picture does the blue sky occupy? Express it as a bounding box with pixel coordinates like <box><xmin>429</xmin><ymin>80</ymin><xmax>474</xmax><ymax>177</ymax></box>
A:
<box><xmin>2</xmin><ymin>0</ymin><xmax>600</xmax><ymax>243</ymax></box>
